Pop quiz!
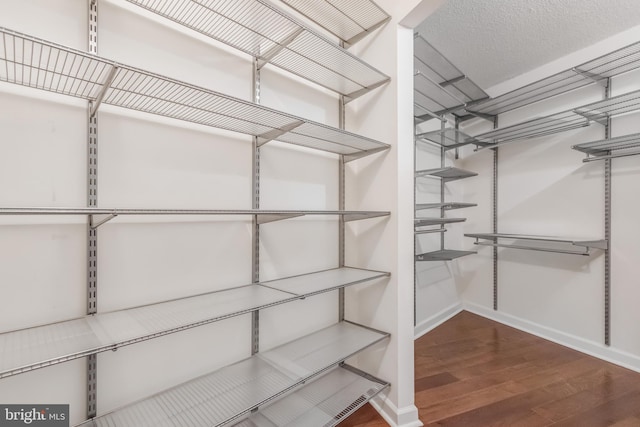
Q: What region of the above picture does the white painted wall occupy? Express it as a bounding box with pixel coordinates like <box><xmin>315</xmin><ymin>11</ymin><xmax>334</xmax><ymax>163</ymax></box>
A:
<box><xmin>0</xmin><ymin>1</ymin><xmax>420</xmax><ymax>426</ymax></box>
<box><xmin>458</xmin><ymin>30</ymin><xmax>640</xmax><ymax>372</ymax></box>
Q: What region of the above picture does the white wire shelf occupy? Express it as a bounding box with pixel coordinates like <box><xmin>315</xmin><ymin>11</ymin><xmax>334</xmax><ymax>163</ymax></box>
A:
<box><xmin>232</xmin><ymin>364</ymin><xmax>388</xmax><ymax>427</ymax></box>
<box><xmin>413</xmin><ymin>34</ymin><xmax>488</xmax><ymax>121</ymax></box>
<box><xmin>279</xmin><ymin>0</ymin><xmax>390</xmax><ymax>47</ymax></box>
<box><xmin>415</xmin><ymin>249</ymin><xmax>476</xmax><ymax>261</ymax></box>
<box><xmin>465</xmin><ymin>233</ymin><xmax>608</xmax><ymax>256</ymax></box>
<box><xmin>474</xmin><ymin>89</ymin><xmax>640</xmax><ymax>148</ymax></box>
<box><xmin>416</xmin><ymin>202</ymin><xmax>477</xmax><ymax>211</ymax></box>
<box><xmin>124</xmin><ymin>0</ymin><xmax>389</xmax><ymax>100</ymax></box>
<box><xmin>76</xmin><ymin>322</ymin><xmax>389</xmax><ymax>427</ymax></box>
<box><xmin>573</xmin><ymin>132</ymin><xmax>640</xmax><ymax>162</ymax></box>
<box><xmin>0</xmin><ymin>27</ymin><xmax>389</xmax><ymax>161</ymax></box>
<box><xmin>470</xmin><ymin>40</ymin><xmax>640</xmax><ymax>115</ymax></box>
<box><xmin>415</xmin><ymin>217</ymin><xmax>466</xmax><ymax>227</ymax></box>
<box><xmin>0</xmin><ymin>267</ymin><xmax>388</xmax><ymax>379</ymax></box>
<box><xmin>416</xmin><ymin>128</ymin><xmax>488</xmax><ymax>150</ymax></box>
<box><xmin>0</xmin><ymin>207</ymin><xmax>390</xmax><ymax>227</ymax></box>
<box><xmin>415</xmin><ymin>166</ymin><xmax>478</xmax><ymax>182</ymax></box>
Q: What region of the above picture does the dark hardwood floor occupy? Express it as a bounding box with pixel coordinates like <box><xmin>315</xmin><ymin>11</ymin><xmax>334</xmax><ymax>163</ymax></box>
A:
<box><xmin>339</xmin><ymin>311</ymin><xmax>640</xmax><ymax>427</ymax></box>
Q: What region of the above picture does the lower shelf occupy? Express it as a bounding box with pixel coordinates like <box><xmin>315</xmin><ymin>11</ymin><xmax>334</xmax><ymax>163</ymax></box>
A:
<box><xmin>415</xmin><ymin>217</ymin><xmax>466</xmax><ymax>227</ymax></box>
<box><xmin>415</xmin><ymin>249</ymin><xmax>476</xmax><ymax>261</ymax></box>
<box><xmin>232</xmin><ymin>365</ymin><xmax>388</xmax><ymax>427</ymax></box>
<box><xmin>465</xmin><ymin>233</ymin><xmax>608</xmax><ymax>255</ymax></box>
<box><xmin>77</xmin><ymin>322</ymin><xmax>389</xmax><ymax>427</ymax></box>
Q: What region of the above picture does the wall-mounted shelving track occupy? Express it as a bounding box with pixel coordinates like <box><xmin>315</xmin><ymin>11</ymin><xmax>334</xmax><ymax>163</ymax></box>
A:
<box><xmin>0</xmin><ymin>27</ymin><xmax>389</xmax><ymax>160</ymax></box>
<box><xmin>279</xmin><ymin>0</ymin><xmax>390</xmax><ymax>47</ymax></box>
<box><xmin>473</xmin><ymin>88</ymin><xmax>640</xmax><ymax>148</ymax></box>
<box><xmin>0</xmin><ymin>0</ymin><xmax>392</xmax><ymax>422</ymax></box>
<box><xmin>465</xmin><ymin>233</ymin><xmax>608</xmax><ymax>256</ymax></box>
<box><xmin>75</xmin><ymin>321</ymin><xmax>389</xmax><ymax>427</ymax></box>
<box><xmin>573</xmin><ymin>132</ymin><xmax>640</xmax><ymax>162</ymax></box>
<box><xmin>414</xmin><ymin>33</ymin><xmax>488</xmax><ymax>122</ymax></box>
<box><xmin>468</xmin><ymin>39</ymin><xmax>640</xmax><ymax>115</ymax></box>
<box><xmin>124</xmin><ymin>0</ymin><xmax>389</xmax><ymax>101</ymax></box>
<box><xmin>0</xmin><ymin>268</ymin><xmax>388</xmax><ymax>380</ymax></box>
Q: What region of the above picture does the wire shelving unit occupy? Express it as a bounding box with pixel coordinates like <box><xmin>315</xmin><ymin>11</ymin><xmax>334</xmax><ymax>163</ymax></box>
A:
<box><xmin>415</xmin><ymin>249</ymin><xmax>476</xmax><ymax>262</ymax></box>
<box><xmin>469</xmin><ymin>40</ymin><xmax>640</xmax><ymax>115</ymax></box>
<box><xmin>416</xmin><ymin>202</ymin><xmax>477</xmax><ymax>211</ymax></box>
<box><xmin>415</xmin><ymin>166</ymin><xmax>478</xmax><ymax>182</ymax></box>
<box><xmin>465</xmin><ymin>233</ymin><xmax>608</xmax><ymax>256</ymax></box>
<box><xmin>573</xmin><ymin>132</ymin><xmax>640</xmax><ymax>162</ymax></box>
<box><xmin>124</xmin><ymin>0</ymin><xmax>389</xmax><ymax>101</ymax></box>
<box><xmin>0</xmin><ymin>27</ymin><xmax>389</xmax><ymax>161</ymax></box>
<box><xmin>75</xmin><ymin>322</ymin><xmax>389</xmax><ymax>427</ymax></box>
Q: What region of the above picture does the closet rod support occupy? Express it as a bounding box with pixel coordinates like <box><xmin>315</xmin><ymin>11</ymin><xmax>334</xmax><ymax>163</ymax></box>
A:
<box><xmin>90</xmin><ymin>213</ymin><xmax>118</xmax><ymax>229</ymax></box>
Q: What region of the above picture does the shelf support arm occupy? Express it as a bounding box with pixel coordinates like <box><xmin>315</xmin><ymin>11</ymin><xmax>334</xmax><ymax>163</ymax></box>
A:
<box><xmin>257</xmin><ymin>28</ymin><xmax>305</xmax><ymax>69</ymax></box>
<box><xmin>343</xmin><ymin>78</ymin><xmax>390</xmax><ymax>104</ymax></box>
<box><xmin>90</xmin><ymin>213</ymin><xmax>118</xmax><ymax>229</ymax></box>
<box><xmin>572</xmin><ymin>67</ymin><xmax>608</xmax><ymax>87</ymax></box>
<box><xmin>89</xmin><ymin>66</ymin><xmax>118</xmax><ymax>118</ymax></box>
<box><xmin>256</xmin><ymin>120</ymin><xmax>304</xmax><ymax>147</ymax></box>
<box><xmin>343</xmin><ymin>16</ymin><xmax>390</xmax><ymax>48</ymax></box>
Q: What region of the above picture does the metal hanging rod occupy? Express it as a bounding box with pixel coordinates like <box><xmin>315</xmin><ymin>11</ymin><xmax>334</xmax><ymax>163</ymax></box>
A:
<box><xmin>124</xmin><ymin>0</ymin><xmax>389</xmax><ymax>100</ymax></box>
<box><xmin>470</xmin><ymin>40</ymin><xmax>640</xmax><ymax>115</ymax></box>
<box><xmin>280</xmin><ymin>0</ymin><xmax>390</xmax><ymax>47</ymax></box>
<box><xmin>0</xmin><ymin>27</ymin><xmax>389</xmax><ymax>158</ymax></box>
<box><xmin>573</xmin><ymin>132</ymin><xmax>640</xmax><ymax>162</ymax></box>
<box><xmin>465</xmin><ymin>233</ymin><xmax>608</xmax><ymax>256</ymax></box>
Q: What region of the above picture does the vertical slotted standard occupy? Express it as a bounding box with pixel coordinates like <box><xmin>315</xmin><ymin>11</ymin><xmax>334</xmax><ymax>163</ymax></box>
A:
<box><xmin>86</xmin><ymin>0</ymin><xmax>99</xmax><ymax>419</ymax></box>
<box><xmin>604</xmin><ymin>79</ymin><xmax>612</xmax><ymax>346</ymax></box>
<box><xmin>252</xmin><ymin>58</ymin><xmax>261</xmax><ymax>355</ymax></box>
<box><xmin>440</xmin><ymin>119</ymin><xmax>446</xmax><ymax>250</ymax></box>
<box><xmin>492</xmin><ymin>116</ymin><xmax>499</xmax><ymax>311</ymax></box>
<box><xmin>338</xmin><ymin>94</ymin><xmax>346</xmax><ymax>322</ymax></box>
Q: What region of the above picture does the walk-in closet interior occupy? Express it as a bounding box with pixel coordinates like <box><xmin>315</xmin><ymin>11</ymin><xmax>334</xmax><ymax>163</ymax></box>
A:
<box><xmin>1</xmin><ymin>1</ymin><xmax>640</xmax><ymax>426</ymax></box>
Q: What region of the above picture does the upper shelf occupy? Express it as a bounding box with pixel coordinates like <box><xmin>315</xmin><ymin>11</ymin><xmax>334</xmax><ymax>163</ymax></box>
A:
<box><xmin>279</xmin><ymin>0</ymin><xmax>390</xmax><ymax>47</ymax></box>
<box><xmin>465</xmin><ymin>233</ymin><xmax>608</xmax><ymax>255</ymax></box>
<box><xmin>125</xmin><ymin>0</ymin><xmax>389</xmax><ymax>100</ymax></box>
<box><xmin>474</xmin><ymin>89</ymin><xmax>640</xmax><ymax>148</ymax></box>
<box><xmin>416</xmin><ymin>202</ymin><xmax>477</xmax><ymax>211</ymax></box>
<box><xmin>415</xmin><ymin>166</ymin><xmax>478</xmax><ymax>182</ymax></box>
<box><xmin>414</xmin><ymin>33</ymin><xmax>488</xmax><ymax>121</ymax></box>
<box><xmin>470</xmin><ymin>40</ymin><xmax>640</xmax><ymax>115</ymax></box>
<box><xmin>76</xmin><ymin>321</ymin><xmax>389</xmax><ymax>427</ymax></box>
<box><xmin>0</xmin><ymin>27</ymin><xmax>389</xmax><ymax>161</ymax></box>
<box><xmin>416</xmin><ymin>128</ymin><xmax>488</xmax><ymax>150</ymax></box>
<box><xmin>0</xmin><ymin>267</ymin><xmax>389</xmax><ymax>379</ymax></box>
<box><xmin>415</xmin><ymin>217</ymin><xmax>466</xmax><ymax>227</ymax></box>
<box><xmin>573</xmin><ymin>132</ymin><xmax>640</xmax><ymax>162</ymax></box>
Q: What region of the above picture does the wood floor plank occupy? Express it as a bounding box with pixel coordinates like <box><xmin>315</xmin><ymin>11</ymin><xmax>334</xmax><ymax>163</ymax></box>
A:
<box><xmin>340</xmin><ymin>311</ymin><xmax>640</xmax><ymax>427</ymax></box>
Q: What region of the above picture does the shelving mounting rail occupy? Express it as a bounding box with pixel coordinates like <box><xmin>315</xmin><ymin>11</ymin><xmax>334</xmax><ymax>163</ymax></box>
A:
<box><xmin>465</xmin><ymin>233</ymin><xmax>608</xmax><ymax>256</ymax></box>
<box><xmin>469</xmin><ymin>39</ymin><xmax>640</xmax><ymax>115</ymax></box>
<box><xmin>75</xmin><ymin>321</ymin><xmax>389</xmax><ymax>427</ymax></box>
<box><xmin>0</xmin><ymin>27</ymin><xmax>389</xmax><ymax>162</ymax></box>
<box><xmin>124</xmin><ymin>0</ymin><xmax>389</xmax><ymax>101</ymax></box>
<box><xmin>0</xmin><ymin>267</ymin><xmax>389</xmax><ymax>380</ymax></box>
<box><xmin>573</xmin><ymin>132</ymin><xmax>640</xmax><ymax>162</ymax></box>
<box><xmin>279</xmin><ymin>0</ymin><xmax>390</xmax><ymax>47</ymax></box>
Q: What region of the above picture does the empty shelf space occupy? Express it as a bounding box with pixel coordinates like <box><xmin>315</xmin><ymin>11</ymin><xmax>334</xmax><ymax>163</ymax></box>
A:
<box><xmin>76</xmin><ymin>322</ymin><xmax>389</xmax><ymax>427</ymax></box>
<box><xmin>415</xmin><ymin>167</ymin><xmax>478</xmax><ymax>181</ymax></box>
<box><xmin>573</xmin><ymin>132</ymin><xmax>640</xmax><ymax>162</ymax></box>
<box><xmin>470</xmin><ymin>40</ymin><xmax>640</xmax><ymax>115</ymax></box>
<box><xmin>125</xmin><ymin>0</ymin><xmax>389</xmax><ymax>99</ymax></box>
<box><xmin>414</xmin><ymin>34</ymin><xmax>488</xmax><ymax>119</ymax></box>
<box><xmin>0</xmin><ymin>267</ymin><xmax>388</xmax><ymax>379</ymax></box>
<box><xmin>416</xmin><ymin>202</ymin><xmax>477</xmax><ymax>211</ymax></box>
<box><xmin>279</xmin><ymin>0</ymin><xmax>390</xmax><ymax>47</ymax></box>
<box><xmin>474</xmin><ymin>89</ymin><xmax>640</xmax><ymax>148</ymax></box>
<box><xmin>417</xmin><ymin>128</ymin><xmax>487</xmax><ymax>150</ymax></box>
<box><xmin>233</xmin><ymin>365</ymin><xmax>389</xmax><ymax>427</ymax></box>
<box><xmin>0</xmin><ymin>27</ymin><xmax>389</xmax><ymax>159</ymax></box>
<box><xmin>415</xmin><ymin>249</ymin><xmax>476</xmax><ymax>261</ymax></box>
<box><xmin>465</xmin><ymin>233</ymin><xmax>608</xmax><ymax>255</ymax></box>
<box><xmin>415</xmin><ymin>217</ymin><xmax>466</xmax><ymax>227</ymax></box>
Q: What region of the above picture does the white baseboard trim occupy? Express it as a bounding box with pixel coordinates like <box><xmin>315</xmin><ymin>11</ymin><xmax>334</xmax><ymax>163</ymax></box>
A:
<box><xmin>414</xmin><ymin>302</ymin><xmax>464</xmax><ymax>340</ymax></box>
<box><xmin>464</xmin><ymin>302</ymin><xmax>640</xmax><ymax>373</ymax></box>
<box><xmin>370</xmin><ymin>396</ymin><xmax>423</xmax><ymax>427</ymax></box>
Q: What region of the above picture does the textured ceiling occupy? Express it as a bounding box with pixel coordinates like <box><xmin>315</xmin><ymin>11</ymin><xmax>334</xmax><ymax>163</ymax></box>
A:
<box><xmin>417</xmin><ymin>0</ymin><xmax>640</xmax><ymax>91</ymax></box>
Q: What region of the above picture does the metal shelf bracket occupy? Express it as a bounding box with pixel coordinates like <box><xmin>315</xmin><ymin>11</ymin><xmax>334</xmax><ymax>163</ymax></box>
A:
<box><xmin>89</xmin><ymin>66</ymin><xmax>118</xmax><ymax>118</ymax></box>
<box><xmin>89</xmin><ymin>213</ymin><xmax>118</xmax><ymax>229</ymax></box>
<box><xmin>257</xmin><ymin>120</ymin><xmax>305</xmax><ymax>146</ymax></box>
